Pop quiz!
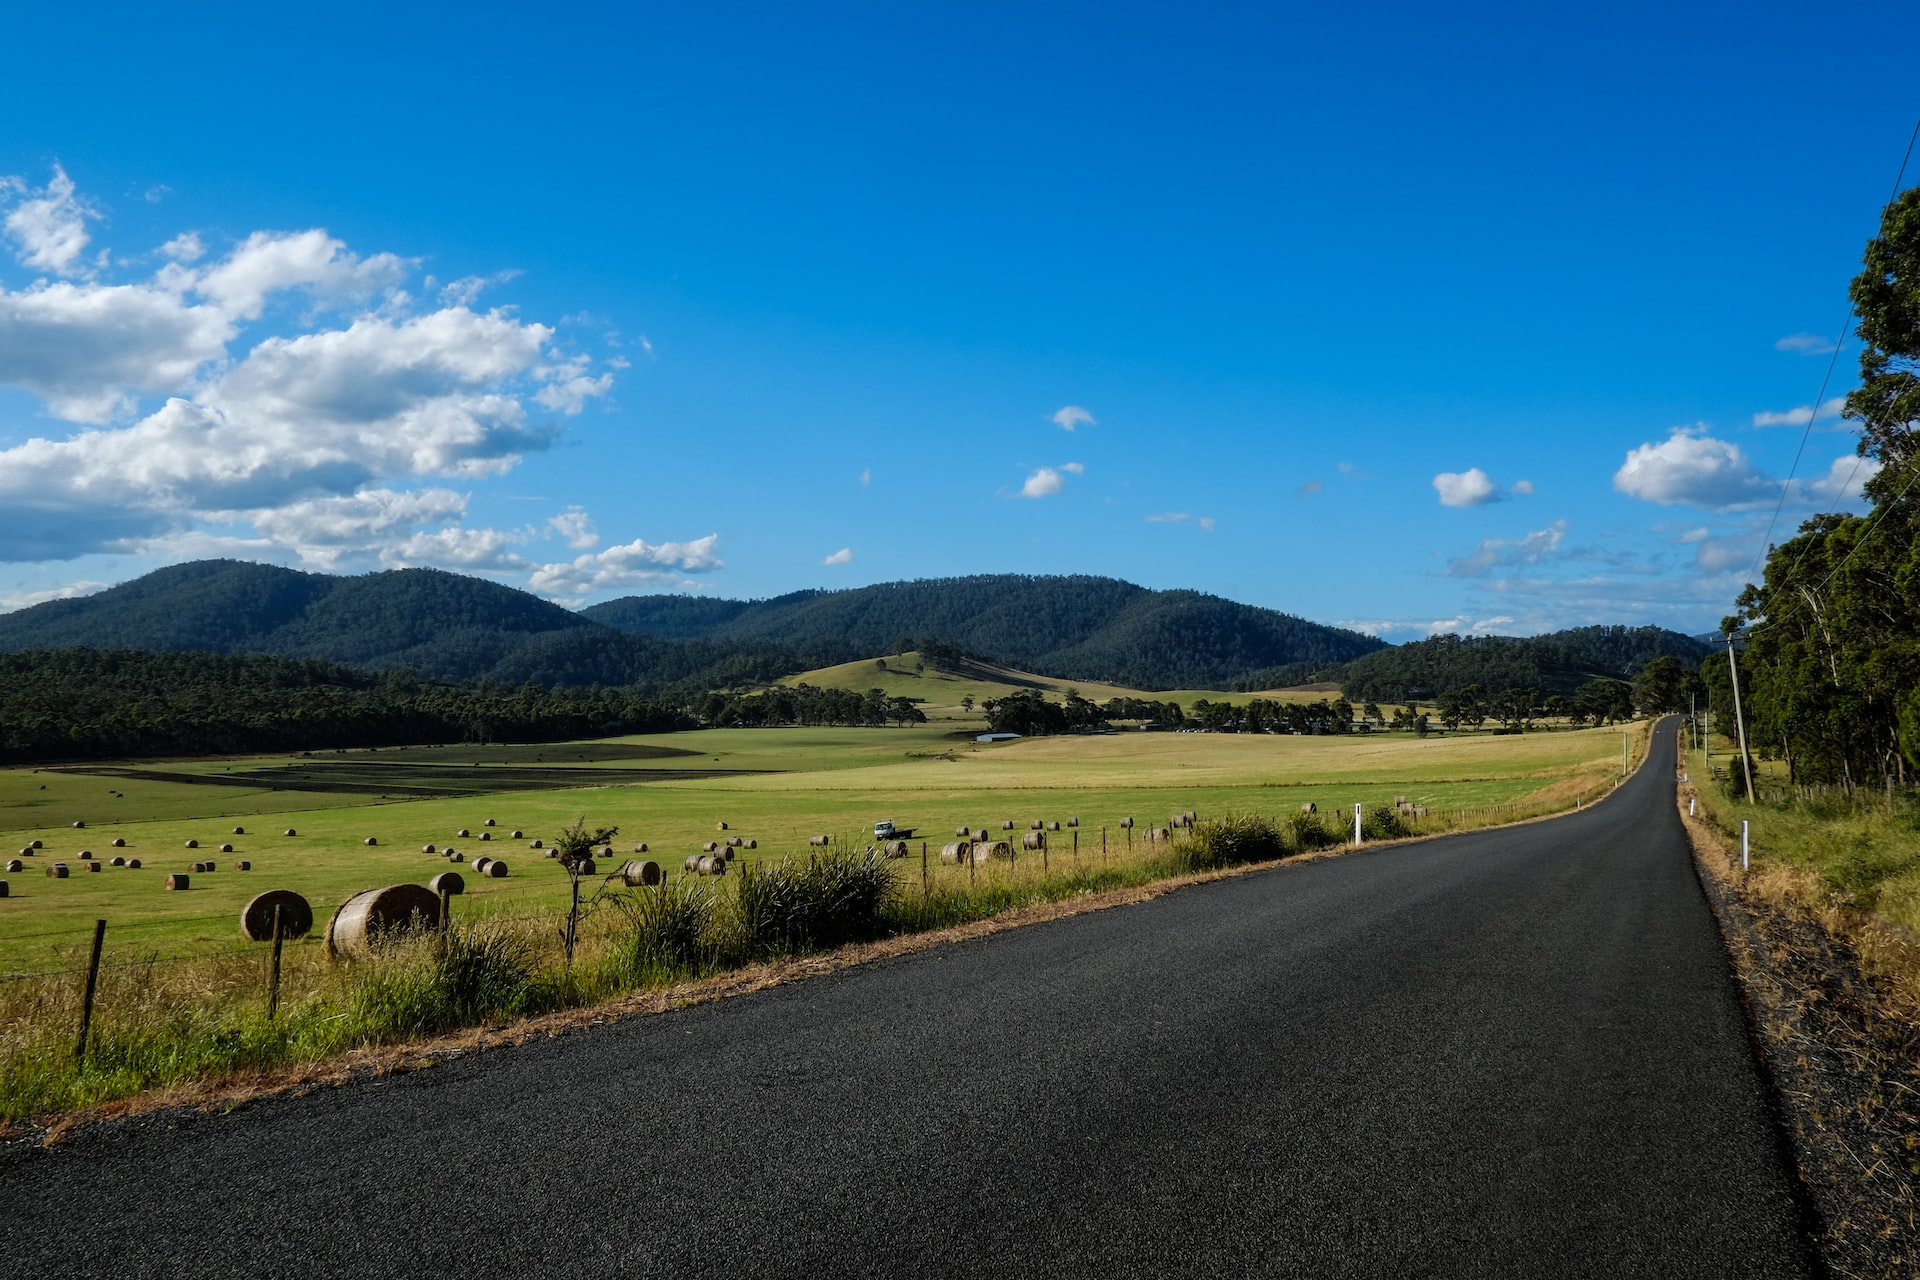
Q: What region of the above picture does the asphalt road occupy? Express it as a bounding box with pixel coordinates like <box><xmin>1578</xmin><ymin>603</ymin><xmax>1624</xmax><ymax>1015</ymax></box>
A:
<box><xmin>3</xmin><ymin>719</ymin><xmax>1817</xmax><ymax>1278</ymax></box>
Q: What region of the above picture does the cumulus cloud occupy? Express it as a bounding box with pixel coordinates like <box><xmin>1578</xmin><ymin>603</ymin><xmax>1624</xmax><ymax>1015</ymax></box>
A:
<box><xmin>548</xmin><ymin>505</ymin><xmax>598</xmax><ymax>549</ymax></box>
<box><xmin>1511</xmin><ymin>479</ymin><xmax>1534</xmax><ymax>495</ymax></box>
<box><xmin>2</xmin><ymin>165</ymin><xmax>99</xmax><ymax>276</ymax></box>
<box><xmin>1613</xmin><ymin>426</ymin><xmax>1776</xmax><ymax>510</ymax></box>
<box><xmin>0</xmin><ymin>171</ymin><xmax>617</xmax><ymax>572</ymax></box>
<box><xmin>1051</xmin><ymin>405</ymin><xmax>1095</xmax><ymax>431</ymax></box>
<box><xmin>529</xmin><ymin>534</ymin><xmax>723</xmax><ymax>596</ymax></box>
<box><xmin>1020</xmin><ymin>467</ymin><xmax>1067</xmax><ymax>498</ymax></box>
<box><xmin>1446</xmin><ymin>520</ymin><xmax>1569</xmax><ymax>577</ymax></box>
<box><xmin>1199</xmin><ymin>517</ymin><xmax>1215</xmax><ymax>531</ymax></box>
<box><xmin>1752</xmin><ymin>397</ymin><xmax>1847</xmax><ymax>428</ymax></box>
<box><xmin>822</xmin><ymin>547</ymin><xmax>854</xmax><ymax>565</ymax></box>
<box><xmin>1298</xmin><ymin>479</ymin><xmax>1324</xmax><ymax>496</ymax></box>
<box><xmin>1433</xmin><ymin>467</ymin><xmax>1499</xmax><ymax>507</ymax></box>
<box><xmin>0</xmin><ymin>580</ymin><xmax>110</xmax><ymax>613</ymax></box>
<box><xmin>1795</xmin><ymin>454</ymin><xmax>1880</xmax><ymax>506</ymax></box>
<box><xmin>1775</xmin><ymin>332</ymin><xmax>1838</xmax><ymax>355</ymax></box>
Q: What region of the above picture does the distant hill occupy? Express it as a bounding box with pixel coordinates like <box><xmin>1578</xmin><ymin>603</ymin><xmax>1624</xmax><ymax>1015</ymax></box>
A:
<box><xmin>1336</xmin><ymin>626</ymin><xmax>1716</xmax><ymax>702</ymax></box>
<box><xmin>584</xmin><ymin>574</ymin><xmax>1385</xmax><ymax>690</ymax></box>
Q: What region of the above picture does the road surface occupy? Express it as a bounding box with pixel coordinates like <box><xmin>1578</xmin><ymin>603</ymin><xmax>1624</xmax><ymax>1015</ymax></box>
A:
<box><xmin>2</xmin><ymin>719</ymin><xmax>1816</xmax><ymax>1277</ymax></box>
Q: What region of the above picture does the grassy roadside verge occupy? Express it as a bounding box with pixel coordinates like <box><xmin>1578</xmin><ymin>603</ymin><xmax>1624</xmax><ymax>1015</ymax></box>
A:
<box><xmin>1679</xmin><ymin>731</ymin><xmax>1920</xmax><ymax>1279</ymax></box>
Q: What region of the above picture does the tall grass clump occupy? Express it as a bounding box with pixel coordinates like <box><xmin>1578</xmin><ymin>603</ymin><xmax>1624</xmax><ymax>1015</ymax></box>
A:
<box><xmin>1289</xmin><ymin>809</ymin><xmax>1341</xmax><ymax>851</ymax></box>
<box><xmin>1362</xmin><ymin>806</ymin><xmax>1411</xmax><ymax>841</ymax></box>
<box><xmin>611</xmin><ymin>879</ymin><xmax>717</xmax><ymax>984</ymax></box>
<box><xmin>325</xmin><ymin>922</ymin><xmax>545</xmax><ymax>1044</ymax></box>
<box><xmin>1183</xmin><ymin>814</ymin><xmax>1288</xmax><ymax>871</ymax></box>
<box><xmin>730</xmin><ymin>846</ymin><xmax>896</xmax><ymax>956</ymax></box>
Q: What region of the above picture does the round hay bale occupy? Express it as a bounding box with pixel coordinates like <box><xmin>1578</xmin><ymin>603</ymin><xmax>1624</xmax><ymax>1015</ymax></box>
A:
<box><xmin>4</xmin><ymin>859</ymin><xmax>20</xmax><ymax>873</ymax></box>
<box><xmin>726</xmin><ymin>836</ymin><xmax>743</xmax><ymax>847</ymax></box>
<box><xmin>1185</xmin><ymin>810</ymin><xmax>1197</xmax><ymax>824</ymax></box>
<box><xmin>233</xmin><ymin>826</ymin><xmax>246</xmax><ymax>835</ymax></box>
<box><xmin>979</xmin><ymin>840</ymin><xmax>1013</xmax><ymax>861</ymax></box>
<box><xmin>184</xmin><ymin>839</ymin><xmax>198</xmax><ymax>849</ymax></box>
<box><xmin>17</xmin><ymin>847</ymin><xmax>29</xmax><ymax>858</ymax></box>
<box><xmin>599</xmin><ymin>846</ymin><xmax>616</xmax><ymax>858</ymax></box>
<box><xmin>0</xmin><ymin>882</ymin><xmax>7</xmax><ymax>898</ymax></box>
<box><xmin>72</xmin><ymin>821</ymin><xmax>85</xmax><ymax>829</ymax></box>
<box><xmin>284</xmin><ymin>828</ymin><xmax>297</xmax><ymax>837</ymax></box>
<box><xmin>577</xmin><ymin>857</ymin><xmax>597</xmax><ymax>876</ymax></box>
<box><xmin>237</xmin><ymin>860</ymin><xmax>251</xmax><ymax>871</ymax></box>
<box><xmin>479</xmin><ymin>831</ymin><xmax>491</xmax><ymax>842</ymax></box>
<box><xmin>722</xmin><ymin>846</ymin><xmax>736</xmax><ymax>861</ymax></box>
<box><xmin>809</xmin><ymin>834</ymin><xmax>831</xmax><ymax>846</ymax></box>
<box><xmin>621</xmin><ymin>860</ymin><xmax>662</xmax><ymax>888</ymax></box>
<box><xmin>484</xmin><ymin>860</ymin><xmax>508</xmax><ymax>878</ymax></box>
<box><xmin>484</xmin><ymin>819</ymin><xmax>496</xmax><ymax>827</ymax></box>
<box><xmin>529</xmin><ymin>839</ymin><xmax>544</xmax><ymax>849</ymax></box>
<box><xmin>127</xmin><ymin>858</ymin><xmax>141</xmax><ymax>869</ymax></box>
<box><xmin>972</xmin><ymin>829</ymin><xmax>988</xmax><ymax>842</ymax></box>
<box><xmin>325</xmin><ymin>884</ymin><xmax>442</xmax><ymax>959</ymax></box>
<box><xmin>1119</xmin><ymin>817</ymin><xmax>1134</xmax><ymax>829</ymax></box>
<box><xmin>449</xmin><ymin>851</ymin><xmax>465</xmax><ymax>863</ymax></box>
<box><xmin>78</xmin><ymin>850</ymin><xmax>93</xmax><ymax>860</ymax></box>
<box><xmin>49</xmin><ymin>862</ymin><xmax>70</xmax><ymax>878</ymax></box>
<box><xmin>1148</xmin><ymin>827</ymin><xmax>1169</xmax><ymax>842</ymax></box>
<box><xmin>112</xmin><ymin>837</ymin><xmax>126</xmax><ymax>847</ymax></box>
<box><xmin>1002</xmin><ymin>820</ymin><xmax>1014</xmax><ymax>831</ymax></box>
<box><xmin>422</xmin><ymin>844</ymin><xmax>438</xmax><ymax>855</ymax></box>
<box><xmin>473</xmin><ymin>857</ymin><xmax>494</xmax><ymax>874</ymax></box>
<box><xmin>511</xmin><ymin>830</ymin><xmax>524</xmax><ymax>839</ymax></box>
<box><xmin>1030</xmin><ymin>819</ymin><xmax>1043</xmax><ymax>830</ymax></box>
<box><xmin>716</xmin><ymin>821</ymin><xmax>728</xmax><ymax>831</ymax></box>
<box><xmin>955</xmin><ymin>826</ymin><xmax>970</xmax><ymax>838</ymax></box>
<box><xmin>429</xmin><ymin>871</ymin><xmax>465</xmax><ymax>896</ymax></box>
<box><xmin>633</xmin><ymin>842</ymin><xmax>649</xmax><ymax>853</ymax></box>
<box><xmin>363</xmin><ymin>837</ymin><xmax>378</xmax><ymax>847</ymax></box>
<box><xmin>240</xmin><ymin>890</ymin><xmax>313</xmax><ymax>942</ymax></box>
<box><xmin>219</xmin><ymin>843</ymin><xmax>234</xmax><ymax>853</ymax></box>
<box><xmin>192</xmin><ymin>862</ymin><xmax>206</xmax><ymax>873</ymax></box>
<box><xmin>683</xmin><ymin>855</ymin><xmax>700</xmax><ymax>872</ymax></box>
<box><xmin>30</xmin><ymin>839</ymin><xmax>42</xmax><ymax>848</ymax></box>
<box><xmin>1047</xmin><ymin>821</ymin><xmax>1061</xmax><ymax>831</ymax></box>
<box><xmin>1022</xmin><ymin>832</ymin><xmax>1045</xmax><ymax>851</ymax></box>
<box><xmin>940</xmin><ymin>842</ymin><xmax>971</xmax><ymax>864</ymax></box>
<box><xmin>458</xmin><ymin>828</ymin><xmax>471</xmax><ymax>838</ymax></box>
<box><xmin>1300</xmin><ymin>803</ymin><xmax>1317</xmax><ymax>815</ymax></box>
<box><xmin>109</xmin><ymin>855</ymin><xmax>125</xmax><ymax>867</ymax></box>
<box><xmin>86</xmin><ymin>860</ymin><xmax>101</xmax><ymax>872</ymax></box>
<box><xmin>702</xmin><ymin>841</ymin><xmax>720</xmax><ymax>853</ymax></box>
<box><xmin>544</xmin><ymin>848</ymin><xmax>557</xmax><ymax>858</ymax></box>
<box><xmin>1067</xmin><ymin>817</ymin><xmax>1079</xmax><ymax>827</ymax></box>
<box><xmin>883</xmin><ymin>840</ymin><xmax>910</xmax><ymax>859</ymax></box>
<box><xmin>744</xmin><ymin>839</ymin><xmax>756</xmax><ymax>850</ymax></box>
<box><xmin>165</xmin><ymin>872</ymin><xmax>187</xmax><ymax>890</ymax></box>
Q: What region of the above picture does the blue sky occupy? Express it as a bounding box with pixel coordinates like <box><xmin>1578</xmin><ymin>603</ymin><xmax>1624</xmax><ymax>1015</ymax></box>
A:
<box><xmin>0</xmin><ymin>2</ymin><xmax>1914</xmax><ymax>638</ymax></box>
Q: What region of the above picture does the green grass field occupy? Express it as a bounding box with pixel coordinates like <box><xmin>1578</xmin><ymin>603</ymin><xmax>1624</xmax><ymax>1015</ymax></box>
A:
<box><xmin>778</xmin><ymin>650</ymin><xmax>1348</xmax><ymax>716</ymax></box>
<box><xmin>0</xmin><ymin>722</ymin><xmax>1643</xmax><ymax>978</ymax></box>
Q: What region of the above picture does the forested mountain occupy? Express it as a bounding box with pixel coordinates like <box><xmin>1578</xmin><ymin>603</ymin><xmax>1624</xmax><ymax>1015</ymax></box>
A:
<box><xmin>1336</xmin><ymin>626</ymin><xmax>1715</xmax><ymax>701</ymax></box>
<box><xmin>584</xmin><ymin>575</ymin><xmax>1385</xmax><ymax>690</ymax></box>
<box><xmin>0</xmin><ymin>648</ymin><xmax>691</xmax><ymax>762</ymax></box>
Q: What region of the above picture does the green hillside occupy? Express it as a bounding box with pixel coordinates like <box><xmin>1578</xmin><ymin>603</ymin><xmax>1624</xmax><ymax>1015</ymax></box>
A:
<box><xmin>1336</xmin><ymin>626</ymin><xmax>1714</xmax><ymax>701</ymax></box>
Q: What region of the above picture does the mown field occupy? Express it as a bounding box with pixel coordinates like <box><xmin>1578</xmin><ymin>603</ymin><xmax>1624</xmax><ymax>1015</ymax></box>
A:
<box><xmin>0</xmin><ymin>722</ymin><xmax>1644</xmax><ymax>978</ymax></box>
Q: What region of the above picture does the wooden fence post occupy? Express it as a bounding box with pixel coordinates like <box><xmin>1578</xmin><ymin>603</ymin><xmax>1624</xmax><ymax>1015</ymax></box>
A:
<box><xmin>75</xmin><ymin>918</ymin><xmax>106</xmax><ymax>1066</ymax></box>
<box><xmin>267</xmin><ymin>903</ymin><xmax>285</xmax><ymax>1020</ymax></box>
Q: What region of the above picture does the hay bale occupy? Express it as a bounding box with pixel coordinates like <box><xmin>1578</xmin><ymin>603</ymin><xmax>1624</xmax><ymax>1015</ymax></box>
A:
<box><xmin>86</xmin><ymin>860</ymin><xmax>101</xmax><ymax>872</ymax></box>
<box><xmin>237</xmin><ymin>860</ymin><xmax>251</xmax><ymax>871</ymax></box>
<box><xmin>683</xmin><ymin>855</ymin><xmax>701</xmax><ymax>872</ymax></box>
<box><xmin>1030</xmin><ymin>819</ymin><xmax>1044</xmax><ymax>830</ymax></box>
<box><xmin>722</xmin><ymin>846</ymin><xmax>736</xmax><ymax>862</ymax></box>
<box><xmin>219</xmin><ymin>843</ymin><xmax>234</xmax><ymax>853</ymax></box>
<box><xmin>511</xmin><ymin>830</ymin><xmax>524</xmax><ymax>839</ymax></box>
<box><xmin>473</xmin><ymin>857</ymin><xmax>494</xmax><ymax>874</ymax></box>
<box><xmin>716</xmin><ymin>821</ymin><xmax>728</xmax><ymax>831</ymax></box>
<box><xmin>697</xmin><ymin>855</ymin><xmax>728</xmax><ymax>876</ymax></box>
<box><xmin>112</xmin><ymin>837</ymin><xmax>126</xmax><ymax>848</ymax></box>
<box><xmin>1119</xmin><ymin>817</ymin><xmax>1134</xmax><ymax>829</ymax></box>
<box><xmin>703</xmin><ymin>841</ymin><xmax>720</xmax><ymax>853</ymax></box>
<box><xmin>744</xmin><ymin>839</ymin><xmax>756</xmax><ymax>850</ymax></box>
<box><xmin>1002</xmin><ymin>820</ymin><xmax>1014</xmax><ymax>831</ymax></box>
<box><xmin>110</xmin><ymin>856</ymin><xmax>125</xmax><ymax>866</ymax></box>
<box><xmin>458</xmin><ymin>828</ymin><xmax>471</xmax><ymax>838</ymax></box>
<box><xmin>185</xmin><ymin>839</ymin><xmax>199</xmax><ymax>849</ymax></box>
<box><xmin>484</xmin><ymin>860</ymin><xmax>508</xmax><ymax>878</ymax></box>
<box><xmin>479</xmin><ymin>831</ymin><xmax>491</xmax><ymax>842</ymax></box>
<box><xmin>165</xmin><ymin>872</ymin><xmax>187</xmax><ymax>889</ymax></box>
<box><xmin>484</xmin><ymin>818</ymin><xmax>496</xmax><ymax>827</ymax></box>
<box><xmin>883</xmin><ymin>840</ymin><xmax>910</xmax><ymax>859</ymax></box>
<box><xmin>529</xmin><ymin>839</ymin><xmax>544</xmax><ymax>849</ymax></box>
<box><xmin>284</xmin><ymin>828</ymin><xmax>297</xmax><ymax>837</ymax></box>
<box><xmin>363</xmin><ymin>837</ymin><xmax>378</xmax><ymax>846</ymax></box>
<box><xmin>1300</xmin><ymin>803</ymin><xmax>1317</xmax><ymax>814</ymax></box>
<box><xmin>978</xmin><ymin>840</ymin><xmax>1013</xmax><ymax>861</ymax></box>
<box><xmin>49</xmin><ymin>862</ymin><xmax>70</xmax><ymax>878</ymax></box>
<box><xmin>422</xmin><ymin>844</ymin><xmax>438</xmax><ymax>855</ymax></box>
<box><xmin>449</xmin><ymin>852</ymin><xmax>465</xmax><ymax>863</ymax></box>
<box><xmin>240</xmin><ymin>890</ymin><xmax>314</xmax><ymax>942</ymax></box>
<box><xmin>577</xmin><ymin>857</ymin><xmax>597</xmax><ymax>876</ymax></box>
<box><xmin>1148</xmin><ymin>827</ymin><xmax>1169</xmax><ymax>842</ymax></box>
<box><xmin>1067</xmin><ymin>817</ymin><xmax>1079</xmax><ymax>827</ymax></box>
<box><xmin>1022</xmin><ymin>832</ymin><xmax>1046</xmax><ymax>851</ymax></box>
<box><xmin>0</xmin><ymin>882</ymin><xmax>7</xmax><ymax>898</ymax></box>
<box><xmin>955</xmin><ymin>826</ymin><xmax>970</xmax><ymax>838</ymax></box>
<box><xmin>79</xmin><ymin>850</ymin><xmax>93</xmax><ymax>860</ymax></box>
<box><xmin>972</xmin><ymin>829</ymin><xmax>988</xmax><ymax>842</ymax></box>
<box><xmin>30</xmin><ymin>839</ymin><xmax>42</xmax><ymax>848</ymax></box>
<box><xmin>4</xmin><ymin>860</ymin><xmax>20</xmax><ymax>873</ymax></box>
<box><xmin>940</xmin><ymin>842</ymin><xmax>971</xmax><ymax>865</ymax></box>
<box><xmin>430</xmin><ymin>871</ymin><xmax>465</xmax><ymax>896</ymax></box>
<box><xmin>544</xmin><ymin>849</ymin><xmax>556</xmax><ymax>858</ymax></box>
<box><xmin>809</xmin><ymin>835</ymin><xmax>831</xmax><ymax>847</ymax></box>
<box><xmin>72</xmin><ymin>821</ymin><xmax>85</xmax><ymax>829</ymax></box>
<box><xmin>191</xmin><ymin>861</ymin><xmax>206</xmax><ymax>873</ymax></box>
<box><xmin>726</xmin><ymin>836</ymin><xmax>743</xmax><ymax>847</ymax></box>
<box><xmin>325</xmin><ymin>884</ymin><xmax>443</xmax><ymax>959</ymax></box>
<box><xmin>621</xmin><ymin>860</ymin><xmax>662</xmax><ymax>888</ymax></box>
<box><xmin>633</xmin><ymin>842</ymin><xmax>649</xmax><ymax>853</ymax></box>
<box><xmin>1046</xmin><ymin>821</ymin><xmax>1060</xmax><ymax>832</ymax></box>
<box><xmin>127</xmin><ymin>858</ymin><xmax>141</xmax><ymax>869</ymax></box>
<box><xmin>233</xmin><ymin>826</ymin><xmax>246</xmax><ymax>835</ymax></box>
<box><xmin>1394</xmin><ymin>796</ymin><xmax>1407</xmax><ymax>807</ymax></box>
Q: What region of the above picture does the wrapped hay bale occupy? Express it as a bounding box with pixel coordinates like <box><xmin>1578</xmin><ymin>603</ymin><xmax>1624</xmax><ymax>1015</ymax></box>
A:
<box><xmin>79</xmin><ymin>850</ymin><xmax>93</xmax><ymax>861</ymax></box>
<box><xmin>4</xmin><ymin>859</ymin><xmax>20</xmax><ymax>873</ymax></box>
<box><xmin>484</xmin><ymin>860</ymin><xmax>508</xmax><ymax>878</ymax></box>
<box><xmin>484</xmin><ymin>819</ymin><xmax>496</xmax><ymax>827</ymax></box>
<box><xmin>109</xmin><ymin>856</ymin><xmax>125</xmax><ymax>867</ymax></box>
<box><xmin>112</xmin><ymin>838</ymin><xmax>126</xmax><ymax>848</ymax></box>
<box><xmin>237</xmin><ymin>861</ymin><xmax>251</xmax><ymax>871</ymax></box>
<box><xmin>882</xmin><ymin>840</ymin><xmax>910</xmax><ymax>859</ymax></box>
<box><xmin>363</xmin><ymin>837</ymin><xmax>378</xmax><ymax>847</ymax></box>
<box><xmin>633</xmin><ymin>842</ymin><xmax>649</xmax><ymax>853</ymax></box>
<box><xmin>240</xmin><ymin>890</ymin><xmax>314</xmax><ymax>942</ymax></box>
<box><xmin>1022</xmin><ymin>832</ymin><xmax>1045</xmax><ymax>851</ymax></box>
<box><xmin>127</xmin><ymin>858</ymin><xmax>141</xmax><ymax>869</ymax></box>
<box><xmin>1119</xmin><ymin>817</ymin><xmax>1134</xmax><ymax>829</ymax></box>
<box><xmin>49</xmin><ymin>862</ymin><xmax>70</xmax><ymax>878</ymax></box>
<box><xmin>703</xmin><ymin>841</ymin><xmax>720</xmax><ymax>853</ymax></box>
<box><xmin>529</xmin><ymin>839</ymin><xmax>544</xmax><ymax>849</ymax></box>
<box><xmin>939</xmin><ymin>842</ymin><xmax>971</xmax><ymax>865</ymax></box>
<box><xmin>325</xmin><ymin>884</ymin><xmax>442</xmax><ymax>959</ymax></box>
<box><xmin>220</xmin><ymin>843</ymin><xmax>234</xmax><ymax>853</ymax></box>
<box><xmin>809</xmin><ymin>834</ymin><xmax>832</xmax><ymax>846</ymax></box>
<box><xmin>72</xmin><ymin>821</ymin><xmax>85</xmax><ymax>829</ymax></box>
<box><xmin>233</xmin><ymin>826</ymin><xmax>246</xmax><ymax>835</ymax></box>
<box><xmin>683</xmin><ymin>855</ymin><xmax>701</xmax><ymax>872</ymax></box>
<box><xmin>622</xmin><ymin>860</ymin><xmax>662</xmax><ymax>887</ymax></box>
<box><xmin>458</xmin><ymin>829</ymin><xmax>471</xmax><ymax>838</ymax></box>
<box><xmin>184</xmin><ymin>839</ymin><xmax>198</xmax><ymax>849</ymax></box>
<box><xmin>429</xmin><ymin>871</ymin><xmax>465</xmax><ymax>897</ymax></box>
<box><xmin>744</xmin><ymin>839</ymin><xmax>756</xmax><ymax>850</ymax></box>
<box><xmin>479</xmin><ymin>831</ymin><xmax>491</xmax><ymax>842</ymax></box>
<box><xmin>165</xmin><ymin>872</ymin><xmax>187</xmax><ymax>889</ymax></box>
<box><xmin>1067</xmin><ymin>817</ymin><xmax>1079</xmax><ymax>827</ymax></box>
<box><xmin>511</xmin><ymin>830</ymin><xmax>524</xmax><ymax>839</ymax></box>
<box><xmin>422</xmin><ymin>844</ymin><xmax>438</xmax><ymax>855</ymax></box>
<box><xmin>284</xmin><ymin>828</ymin><xmax>298</xmax><ymax>837</ymax></box>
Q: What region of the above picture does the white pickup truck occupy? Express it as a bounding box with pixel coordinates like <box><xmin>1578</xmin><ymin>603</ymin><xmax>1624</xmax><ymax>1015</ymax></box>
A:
<box><xmin>872</xmin><ymin>820</ymin><xmax>918</xmax><ymax>841</ymax></box>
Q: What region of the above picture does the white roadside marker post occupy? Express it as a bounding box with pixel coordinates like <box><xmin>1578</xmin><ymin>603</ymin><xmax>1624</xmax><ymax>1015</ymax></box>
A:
<box><xmin>1742</xmin><ymin>820</ymin><xmax>1750</xmax><ymax>871</ymax></box>
<box><xmin>1353</xmin><ymin>803</ymin><xmax>1362</xmax><ymax>847</ymax></box>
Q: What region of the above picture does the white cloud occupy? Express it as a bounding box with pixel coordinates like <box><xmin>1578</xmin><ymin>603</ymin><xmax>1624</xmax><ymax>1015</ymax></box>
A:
<box><xmin>1298</xmin><ymin>479</ymin><xmax>1324</xmax><ymax>496</ymax></box>
<box><xmin>1613</xmin><ymin>426</ymin><xmax>1776</xmax><ymax>510</ymax></box>
<box><xmin>1775</xmin><ymin>332</ymin><xmax>1838</xmax><ymax>355</ymax></box>
<box><xmin>1020</xmin><ymin>467</ymin><xmax>1066</xmax><ymax>499</ymax></box>
<box><xmin>529</xmin><ymin>533</ymin><xmax>723</xmax><ymax>595</ymax></box>
<box><xmin>191</xmin><ymin>229</ymin><xmax>409</xmax><ymax>321</ymax></box>
<box><xmin>1199</xmin><ymin>517</ymin><xmax>1215</xmax><ymax>531</ymax></box>
<box><xmin>1752</xmin><ymin>397</ymin><xmax>1847</xmax><ymax>428</ymax></box>
<box><xmin>160</xmin><ymin>232</ymin><xmax>205</xmax><ymax>263</ymax></box>
<box><xmin>1061</xmin><ymin>461</ymin><xmax>1084</xmax><ymax>474</ymax></box>
<box><xmin>2</xmin><ymin>165</ymin><xmax>98</xmax><ymax>276</ymax></box>
<box><xmin>1795</xmin><ymin>454</ymin><xmax>1880</xmax><ymax>506</ymax></box>
<box><xmin>1051</xmin><ymin>405</ymin><xmax>1095</xmax><ymax>431</ymax></box>
<box><xmin>1511</xmin><ymin>479</ymin><xmax>1534</xmax><ymax>496</ymax></box>
<box><xmin>1433</xmin><ymin>467</ymin><xmax>1498</xmax><ymax>507</ymax></box>
<box><xmin>1145</xmin><ymin>512</ymin><xmax>1189</xmax><ymax>524</ymax></box>
<box><xmin>548</xmin><ymin>505</ymin><xmax>599</xmax><ymax>549</ymax></box>
<box><xmin>859</xmin><ymin>468</ymin><xmax>871</xmax><ymax>487</ymax></box>
<box><xmin>0</xmin><ymin>278</ymin><xmax>235</xmax><ymax>421</ymax></box>
<box><xmin>1447</xmin><ymin>520</ymin><xmax>1569</xmax><ymax>577</ymax></box>
<box><xmin>437</xmin><ymin>270</ymin><xmax>521</xmax><ymax>308</ymax></box>
<box><xmin>822</xmin><ymin>547</ymin><xmax>854</xmax><ymax>565</ymax></box>
<box><xmin>0</xmin><ymin>579</ymin><xmax>110</xmax><ymax>613</ymax></box>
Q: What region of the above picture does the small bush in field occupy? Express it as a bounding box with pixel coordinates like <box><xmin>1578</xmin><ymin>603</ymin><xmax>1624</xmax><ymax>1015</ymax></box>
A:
<box><xmin>1289</xmin><ymin>810</ymin><xmax>1340</xmax><ymax>850</ymax></box>
<box><xmin>732</xmin><ymin>847</ymin><xmax>896</xmax><ymax>956</ymax></box>
<box><xmin>1186</xmin><ymin>814</ymin><xmax>1287</xmax><ymax>870</ymax></box>
<box><xmin>1362</xmin><ymin>806</ymin><xmax>1410</xmax><ymax>841</ymax></box>
<box><xmin>615</xmin><ymin>880</ymin><xmax>716</xmax><ymax>982</ymax></box>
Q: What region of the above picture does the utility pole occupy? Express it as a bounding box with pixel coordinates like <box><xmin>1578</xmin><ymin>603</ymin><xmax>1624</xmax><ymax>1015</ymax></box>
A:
<box><xmin>1725</xmin><ymin>633</ymin><xmax>1756</xmax><ymax>805</ymax></box>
